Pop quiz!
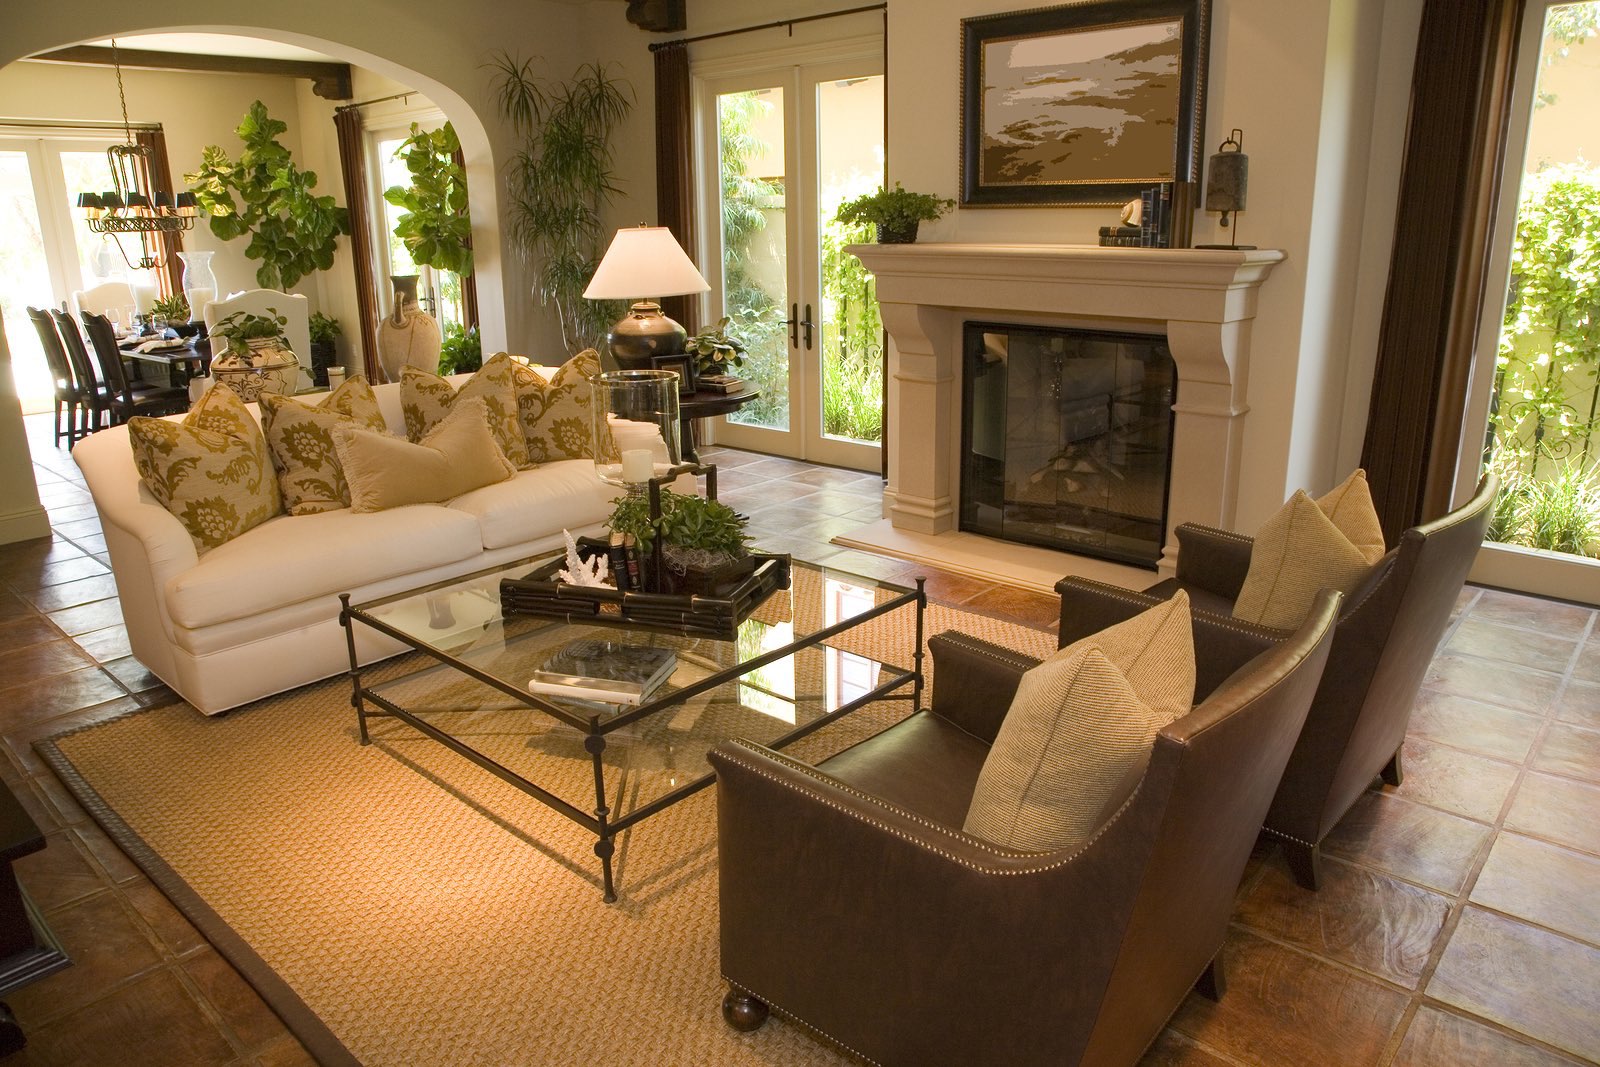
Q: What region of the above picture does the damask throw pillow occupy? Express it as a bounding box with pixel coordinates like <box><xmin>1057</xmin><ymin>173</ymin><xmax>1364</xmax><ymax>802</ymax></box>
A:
<box><xmin>507</xmin><ymin>348</ymin><xmax>601</xmax><ymax>464</ymax></box>
<box><xmin>259</xmin><ymin>375</ymin><xmax>389</xmax><ymax>514</ymax></box>
<box><xmin>128</xmin><ymin>385</ymin><xmax>282</xmax><ymax>553</ymax></box>
<box><xmin>334</xmin><ymin>398</ymin><xmax>516</xmax><ymax>512</ymax></box>
<box><xmin>400</xmin><ymin>352</ymin><xmax>528</xmax><ymax>468</ymax></box>
<box><xmin>964</xmin><ymin>591</ymin><xmax>1195</xmax><ymax>852</ymax></box>
<box><xmin>1233</xmin><ymin>469</ymin><xmax>1387</xmax><ymax>629</ymax></box>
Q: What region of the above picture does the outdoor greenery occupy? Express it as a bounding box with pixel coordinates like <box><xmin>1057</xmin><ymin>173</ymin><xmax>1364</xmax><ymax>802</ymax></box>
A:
<box><xmin>491</xmin><ymin>53</ymin><xmax>632</xmax><ymax>353</ymax></box>
<box><xmin>185</xmin><ymin>101</ymin><xmax>350</xmax><ymax>290</ymax></box>
<box><xmin>820</xmin><ymin>217</ymin><xmax>883</xmax><ymax>441</ymax></box>
<box><xmin>438</xmin><ymin>323</ymin><xmax>483</xmax><ymax>375</ymax></box>
<box><xmin>1487</xmin><ymin>161</ymin><xmax>1600</xmax><ymax>557</ymax></box>
<box><xmin>384</xmin><ymin>122</ymin><xmax>473</xmax><ymax>276</ymax></box>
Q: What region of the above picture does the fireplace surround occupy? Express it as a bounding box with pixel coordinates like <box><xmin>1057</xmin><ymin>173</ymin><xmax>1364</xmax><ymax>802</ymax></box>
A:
<box><xmin>843</xmin><ymin>243</ymin><xmax>1284</xmax><ymax>584</ymax></box>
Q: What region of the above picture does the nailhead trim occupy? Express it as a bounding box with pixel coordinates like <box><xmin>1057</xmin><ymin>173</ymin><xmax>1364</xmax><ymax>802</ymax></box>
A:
<box><xmin>1259</xmin><ymin>825</ymin><xmax>1318</xmax><ymax>848</ymax></box>
<box><xmin>1059</xmin><ymin>580</ymin><xmax>1289</xmax><ymax>640</ymax></box>
<box><xmin>1181</xmin><ymin>522</ymin><xmax>1254</xmax><ymax>544</ymax></box>
<box><xmin>937</xmin><ymin>632</ymin><xmax>1039</xmax><ymax>671</ymax></box>
<box><xmin>722</xmin><ymin>978</ymin><xmax>882</xmax><ymax>1066</ymax></box>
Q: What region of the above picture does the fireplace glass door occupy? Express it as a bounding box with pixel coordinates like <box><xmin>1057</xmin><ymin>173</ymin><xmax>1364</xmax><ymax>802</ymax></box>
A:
<box><xmin>960</xmin><ymin>323</ymin><xmax>1176</xmax><ymax>568</ymax></box>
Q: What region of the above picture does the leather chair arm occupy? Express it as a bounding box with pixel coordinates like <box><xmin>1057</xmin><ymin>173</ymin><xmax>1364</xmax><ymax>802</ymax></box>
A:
<box><xmin>927</xmin><ymin>631</ymin><xmax>1037</xmax><ymax>745</ymax></box>
<box><xmin>1173</xmin><ymin>522</ymin><xmax>1255</xmax><ymax>600</ymax></box>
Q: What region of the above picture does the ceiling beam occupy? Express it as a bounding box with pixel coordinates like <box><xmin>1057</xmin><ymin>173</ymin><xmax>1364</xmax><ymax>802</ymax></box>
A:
<box><xmin>28</xmin><ymin>46</ymin><xmax>353</xmax><ymax>100</ymax></box>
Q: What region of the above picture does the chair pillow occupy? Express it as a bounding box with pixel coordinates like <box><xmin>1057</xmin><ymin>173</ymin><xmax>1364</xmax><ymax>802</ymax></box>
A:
<box><xmin>334</xmin><ymin>397</ymin><xmax>515</xmax><ymax>512</ymax></box>
<box><xmin>964</xmin><ymin>591</ymin><xmax>1195</xmax><ymax>852</ymax></box>
<box><xmin>401</xmin><ymin>352</ymin><xmax>528</xmax><ymax>468</ymax></box>
<box><xmin>1233</xmin><ymin>469</ymin><xmax>1386</xmax><ymax>629</ymax></box>
<box><xmin>128</xmin><ymin>385</ymin><xmax>283</xmax><ymax>554</ymax></box>
<box><xmin>259</xmin><ymin>375</ymin><xmax>388</xmax><ymax>515</ymax></box>
<box><xmin>508</xmin><ymin>348</ymin><xmax>601</xmax><ymax>464</ymax></box>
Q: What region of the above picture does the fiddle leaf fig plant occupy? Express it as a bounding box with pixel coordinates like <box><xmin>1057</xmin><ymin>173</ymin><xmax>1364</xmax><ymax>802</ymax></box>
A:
<box><xmin>384</xmin><ymin>121</ymin><xmax>474</xmax><ymax>276</ymax></box>
<box><xmin>185</xmin><ymin>100</ymin><xmax>351</xmax><ymax>290</ymax></box>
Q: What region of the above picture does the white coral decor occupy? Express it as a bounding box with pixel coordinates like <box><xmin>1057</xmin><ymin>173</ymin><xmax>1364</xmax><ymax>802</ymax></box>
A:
<box><xmin>556</xmin><ymin>529</ymin><xmax>609</xmax><ymax>587</ymax></box>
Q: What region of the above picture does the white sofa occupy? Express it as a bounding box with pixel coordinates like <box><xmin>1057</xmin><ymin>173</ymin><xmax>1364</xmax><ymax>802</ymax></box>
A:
<box><xmin>73</xmin><ymin>372</ymin><xmax>617</xmax><ymax>715</ymax></box>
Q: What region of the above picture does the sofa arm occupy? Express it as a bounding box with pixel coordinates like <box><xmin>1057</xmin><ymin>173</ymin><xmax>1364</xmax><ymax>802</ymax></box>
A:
<box><xmin>928</xmin><ymin>631</ymin><xmax>1038</xmax><ymax>745</ymax></box>
<box><xmin>1172</xmin><ymin>522</ymin><xmax>1254</xmax><ymax>600</ymax></box>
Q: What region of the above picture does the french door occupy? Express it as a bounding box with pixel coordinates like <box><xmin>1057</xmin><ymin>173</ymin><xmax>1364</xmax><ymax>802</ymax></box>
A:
<box><xmin>696</xmin><ymin>43</ymin><xmax>885</xmax><ymax>471</ymax></box>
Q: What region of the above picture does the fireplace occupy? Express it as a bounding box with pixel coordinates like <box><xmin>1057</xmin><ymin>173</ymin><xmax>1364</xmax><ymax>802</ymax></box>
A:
<box><xmin>960</xmin><ymin>323</ymin><xmax>1175</xmax><ymax>568</ymax></box>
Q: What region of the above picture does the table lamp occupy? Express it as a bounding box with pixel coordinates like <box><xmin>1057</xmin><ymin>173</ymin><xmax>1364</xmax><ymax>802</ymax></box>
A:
<box><xmin>583</xmin><ymin>226</ymin><xmax>709</xmax><ymax>370</ymax></box>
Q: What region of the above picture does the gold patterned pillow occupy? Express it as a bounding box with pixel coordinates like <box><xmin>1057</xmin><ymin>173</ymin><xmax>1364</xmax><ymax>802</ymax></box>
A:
<box><xmin>400</xmin><ymin>352</ymin><xmax>527</xmax><ymax>468</ymax></box>
<box><xmin>507</xmin><ymin>348</ymin><xmax>601</xmax><ymax>464</ymax></box>
<box><xmin>128</xmin><ymin>386</ymin><xmax>282</xmax><ymax>553</ymax></box>
<box><xmin>259</xmin><ymin>375</ymin><xmax>389</xmax><ymax>515</ymax></box>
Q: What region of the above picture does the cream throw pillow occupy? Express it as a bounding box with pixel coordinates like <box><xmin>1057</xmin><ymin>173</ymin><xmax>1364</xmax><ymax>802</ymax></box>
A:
<box><xmin>128</xmin><ymin>386</ymin><xmax>282</xmax><ymax>553</ymax></box>
<box><xmin>259</xmin><ymin>375</ymin><xmax>388</xmax><ymax>515</ymax></box>
<box><xmin>508</xmin><ymin>348</ymin><xmax>601</xmax><ymax>464</ymax></box>
<box><xmin>1233</xmin><ymin>469</ymin><xmax>1386</xmax><ymax>629</ymax></box>
<box><xmin>400</xmin><ymin>352</ymin><xmax>528</xmax><ymax>468</ymax></box>
<box><xmin>963</xmin><ymin>591</ymin><xmax>1195</xmax><ymax>852</ymax></box>
<box><xmin>334</xmin><ymin>398</ymin><xmax>515</xmax><ymax>512</ymax></box>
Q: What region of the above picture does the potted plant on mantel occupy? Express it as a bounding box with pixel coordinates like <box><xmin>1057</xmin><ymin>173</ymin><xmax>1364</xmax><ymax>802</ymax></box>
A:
<box><xmin>834</xmin><ymin>182</ymin><xmax>955</xmax><ymax>244</ymax></box>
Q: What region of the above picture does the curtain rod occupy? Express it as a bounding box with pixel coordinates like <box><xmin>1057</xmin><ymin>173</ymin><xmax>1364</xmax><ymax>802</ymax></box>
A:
<box><xmin>334</xmin><ymin>91</ymin><xmax>416</xmax><ymax>114</ymax></box>
<box><xmin>0</xmin><ymin>117</ymin><xmax>161</xmax><ymax>133</ymax></box>
<box><xmin>649</xmin><ymin>3</ymin><xmax>887</xmax><ymax>52</ymax></box>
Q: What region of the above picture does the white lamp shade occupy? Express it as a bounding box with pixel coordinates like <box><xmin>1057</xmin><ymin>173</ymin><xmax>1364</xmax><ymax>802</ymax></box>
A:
<box><xmin>583</xmin><ymin>226</ymin><xmax>710</xmax><ymax>300</ymax></box>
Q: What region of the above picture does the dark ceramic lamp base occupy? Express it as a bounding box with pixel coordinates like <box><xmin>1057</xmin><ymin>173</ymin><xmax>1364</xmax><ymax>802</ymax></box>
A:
<box><xmin>608</xmin><ymin>301</ymin><xmax>687</xmax><ymax>370</ymax></box>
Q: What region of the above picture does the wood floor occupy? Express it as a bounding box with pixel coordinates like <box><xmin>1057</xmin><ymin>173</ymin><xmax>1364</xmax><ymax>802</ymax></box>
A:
<box><xmin>0</xmin><ymin>417</ymin><xmax>1594</xmax><ymax>1065</ymax></box>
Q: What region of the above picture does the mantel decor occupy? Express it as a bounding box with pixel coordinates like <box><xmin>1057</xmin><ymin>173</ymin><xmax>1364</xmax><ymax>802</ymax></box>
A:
<box><xmin>960</xmin><ymin>0</ymin><xmax>1211</xmax><ymax>207</ymax></box>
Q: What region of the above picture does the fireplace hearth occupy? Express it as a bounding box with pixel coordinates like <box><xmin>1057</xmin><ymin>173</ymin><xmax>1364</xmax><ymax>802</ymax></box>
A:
<box><xmin>961</xmin><ymin>323</ymin><xmax>1175</xmax><ymax>568</ymax></box>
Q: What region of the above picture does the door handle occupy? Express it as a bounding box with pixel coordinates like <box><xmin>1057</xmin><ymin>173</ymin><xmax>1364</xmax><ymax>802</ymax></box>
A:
<box><xmin>801</xmin><ymin>303</ymin><xmax>815</xmax><ymax>350</ymax></box>
<box><xmin>788</xmin><ymin>303</ymin><xmax>799</xmax><ymax>348</ymax></box>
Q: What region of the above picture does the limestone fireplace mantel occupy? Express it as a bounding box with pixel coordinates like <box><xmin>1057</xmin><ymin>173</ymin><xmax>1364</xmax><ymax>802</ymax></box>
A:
<box><xmin>848</xmin><ymin>242</ymin><xmax>1285</xmax><ymax>578</ymax></box>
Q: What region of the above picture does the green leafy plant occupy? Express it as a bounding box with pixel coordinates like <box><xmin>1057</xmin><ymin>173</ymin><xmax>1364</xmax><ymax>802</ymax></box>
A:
<box><xmin>185</xmin><ymin>100</ymin><xmax>351</xmax><ymax>290</ymax></box>
<box><xmin>210</xmin><ymin>308</ymin><xmax>289</xmax><ymax>359</ymax></box>
<box><xmin>148</xmin><ymin>293</ymin><xmax>189</xmax><ymax>322</ymax></box>
<box><xmin>491</xmin><ymin>53</ymin><xmax>632</xmax><ymax>353</ymax></box>
<box><xmin>308</xmin><ymin>312</ymin><xmax>341</xmax><ymax>347</ymax></box>
<box><xmin>686</xmin><ymin>316</ymin><xmax>748</xmax><ymax>376</ymax></box>
<box><xmin>658</xmin><ymin>493</ymin><xmax>752</xmax><ymax>557</ymax></box>
<box><xmin>1518</xmin><ymin>460</ymin><xmax>1600</xmax><ymax>554</ymax></box>
<box><xmin>438</xmin><ymin>323</ymin><xmax>483</xmax><ymax>375</ymax></box>
<box><xmin>384</xmin><ymin>122</ymin><xmax>473</xmax><ymax>276</ymax></box>
<box><xmin>605</xmin><ymin>491</ymin><xmax>660</xmax><ymax>551</ymax></box>
<box><xmin>834</xmin><ymin>182</ymin><xmax>954</xmax><ymax>243</ymax></box>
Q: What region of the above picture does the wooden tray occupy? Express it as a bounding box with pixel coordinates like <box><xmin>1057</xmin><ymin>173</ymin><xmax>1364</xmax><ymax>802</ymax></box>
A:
<box><xmin>500</xmin><ymin>553</ymin><xmax>792</xmax><ymax>640</ymax></box>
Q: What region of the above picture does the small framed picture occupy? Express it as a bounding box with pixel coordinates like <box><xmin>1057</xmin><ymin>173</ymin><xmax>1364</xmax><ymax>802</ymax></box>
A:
<box><xmin>651</xmin><ymin>353</ymin><xmax>697</xmax><ymax>395</ymax></box>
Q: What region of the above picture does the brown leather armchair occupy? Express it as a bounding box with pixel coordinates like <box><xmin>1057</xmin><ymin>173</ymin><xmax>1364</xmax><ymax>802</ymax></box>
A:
<box><xmin>1061</xmin><ymin>474</ymin><xmax>1497</xmax><ymax>889</ymax></box>
<box><xmin>709</xmin><ymin>591</ymin><xmax>1339</xmax><ymax>1067</ymax></box>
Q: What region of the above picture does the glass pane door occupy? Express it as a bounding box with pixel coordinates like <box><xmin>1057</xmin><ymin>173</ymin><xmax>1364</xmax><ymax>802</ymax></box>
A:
<box><xmin>0</xmin><ymin>151</ymin><xmax>57</xmax><ymax>413</ymax></box>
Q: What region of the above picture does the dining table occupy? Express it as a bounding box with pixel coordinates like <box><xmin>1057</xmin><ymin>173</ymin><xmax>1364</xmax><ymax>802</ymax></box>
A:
<box><xmin>119</xmin><ymin>334</ymin><xmax>210</xmax><ymax>389</ymax></box>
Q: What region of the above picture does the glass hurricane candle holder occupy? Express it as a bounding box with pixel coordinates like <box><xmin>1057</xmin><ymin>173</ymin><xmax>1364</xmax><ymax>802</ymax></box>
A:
<box><xmin>591</xmin><ymin>370</ymin><xmax>682</xmax><ymax>487</ymax></box>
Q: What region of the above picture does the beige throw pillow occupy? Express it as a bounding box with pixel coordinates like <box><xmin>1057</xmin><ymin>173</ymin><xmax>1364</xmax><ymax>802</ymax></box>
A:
<box><xmin>400</xmin><ymin>352</ymin><xmax>528</xmax><ymax>468</ymax></box>
<box><xmin>964</xmin><ymin>591</ymin><xmax>1195</xmax><ymax>852</ymax></box>
<box><xmin>128</xmin><ymin>386</ymin><xmax>282</xmax><ymax>553</ymax></box>
<box><xmin>508</xmin><ymin>349</ymin><xmax>601</xmax><ymax>464</ymax></box>
<box><xmin>259</xmin><ymin>375</ymin><xmax>389</xmax><ymax>514</ymax></box>
<box><xmin>334</xmin><ymin>398</ymin><xmax>515</xmax><ymax>512</ymax></box>
<box><xmin>1233</xmin><ymin>469</ymin><xmax>1386</xmax><ymax>629</ymax></box>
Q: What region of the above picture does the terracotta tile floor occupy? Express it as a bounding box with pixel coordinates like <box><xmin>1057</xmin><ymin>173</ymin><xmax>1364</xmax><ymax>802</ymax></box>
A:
<box><xmin>0</xmin><ymin>420</ymin><xmax>1596</xmax><ymax>1065</ymax></box>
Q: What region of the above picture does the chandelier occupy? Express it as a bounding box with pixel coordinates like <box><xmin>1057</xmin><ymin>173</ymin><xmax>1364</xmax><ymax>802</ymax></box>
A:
<box><xmin>74</xmin><ymin>39</ymin><xmax>196</xmax><ymax>271</ymax></box>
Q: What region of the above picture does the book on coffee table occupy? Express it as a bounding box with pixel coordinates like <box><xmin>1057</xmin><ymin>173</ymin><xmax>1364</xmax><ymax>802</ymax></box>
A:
<box><xmin>527</xmin><ymin>639</ymin><xmax>677</xmax><ymax>706</ymax></box>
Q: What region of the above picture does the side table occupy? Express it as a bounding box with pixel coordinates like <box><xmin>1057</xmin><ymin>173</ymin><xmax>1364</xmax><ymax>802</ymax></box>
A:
<box><xmin>678</xmin><ymin>386</ymin><xmax>762</xmax><ymax>462</ymax></box>
<box><xmin>0</xmin><ymin>782</ymin><xmax>70</xmax><ymax>1053</ymax></box>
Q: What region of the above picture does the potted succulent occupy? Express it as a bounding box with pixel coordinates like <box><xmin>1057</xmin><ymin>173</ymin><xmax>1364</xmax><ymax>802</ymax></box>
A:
<box><xmin>834</xmin><ymin>182</ymin><xmax>955</xmax><ymax>244</ymax></box>
<box><xmin>685</xmin><ymin>316</ymin><xmax>747</xmax><ymax>380</ymax></box>
<box><xmin>209</xmin><ymin>308</ymin><xmax>299</xmax><ymax>401</ymax></box>
<box><xmin>308</xmin><ymin>312</ymin><xmax>341</xmax><ymax>386</ymax></box>
<box><xmin>604</xmin><ymin>489</ymin><xmax>755</xmax><ymax>595</ymax></box>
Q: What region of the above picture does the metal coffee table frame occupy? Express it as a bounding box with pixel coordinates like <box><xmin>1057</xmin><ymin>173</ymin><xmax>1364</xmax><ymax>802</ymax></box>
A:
<box><xmin>339</xmin><ymin>563</ymin><xmax>925</xmax><ymax>902</ymax></box>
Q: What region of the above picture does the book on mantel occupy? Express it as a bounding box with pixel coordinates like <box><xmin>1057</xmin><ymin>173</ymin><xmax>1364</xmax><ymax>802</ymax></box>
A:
<box><xmin>527</xmin><ymin>639</ymin><xmax>677</xmax><ymax>706</ymax></box>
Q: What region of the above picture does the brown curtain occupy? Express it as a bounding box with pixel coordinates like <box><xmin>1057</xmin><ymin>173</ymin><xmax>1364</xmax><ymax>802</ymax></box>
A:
<box><xmin>1360</xmin><ymin>0</ymin><xmax>1526</xmax><ymax>543</ymax></box>
<box><xmin>334</xmin><ymin>108</ymin><xmax>382</xmax><ymax>382</ymax></box>
<box><xmin>134</xmin><ymin>127</ymin><xmax>183</xmax><ymax>297</ymax></box>
<box><xmin>655</xmin><ymin>42</ymin><xmax>698</xmax><ymax>333</ymax></box>
<box><xmin>451</xmin><ymin>144</ymin><xmax>480</xmax><ymax>329</ymax></box>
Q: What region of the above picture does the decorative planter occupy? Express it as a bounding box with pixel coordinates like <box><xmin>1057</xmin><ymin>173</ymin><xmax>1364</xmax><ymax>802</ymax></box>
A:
<box><xmin>309</xmin><ymin>340</ymin><xmax>339</xmax><ymax>387</ymax></box>
<box><xmin>378</xmin><ymin>274</ymin><xmax>442</xmax><ymax>382</ymax></box>
<box><xmin>212</xmin><ymin>336</ymin><xmax>300</xmax><ymax>403</ymax></box>
<box><xmin>659</xmin><ymin>546</ymin><xmax>756</xmax><ymax>597</ymax></box>
<box><xmin>878</xmin><ymin>221</ymin><xmax>919</xmax><ymax>244</ymax></box>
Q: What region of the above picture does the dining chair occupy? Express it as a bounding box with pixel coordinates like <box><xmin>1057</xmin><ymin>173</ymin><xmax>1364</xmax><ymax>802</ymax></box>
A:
<box><xmin>49</xmin><ymin>308</ymin><xmax>114</xmax><ymax>437</ymax></box>
<box><xmin>26</xmin><ymin>307</ymin><xmax>87</xmax><ymax>448</ymax></box>
<box><xmin>69</xmin><ymin>281</ymin><xmax>137</xmax><ymax>326</ymax></box>
<box><xmin>81</xmin><ymin>312</ymin><xmax>189</xmax><ymax>422</ymax></box>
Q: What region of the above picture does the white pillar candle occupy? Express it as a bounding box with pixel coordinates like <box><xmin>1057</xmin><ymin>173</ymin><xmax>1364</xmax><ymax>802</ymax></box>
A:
<box><xmin>620</xmin><ymin>449</ymin><xmax>654</xmax><ymax>483</ymax></box>
<box><xmin>326</xmin><ymin>366</ymin><xmax>347</xmax><ymax>391</ymax></box>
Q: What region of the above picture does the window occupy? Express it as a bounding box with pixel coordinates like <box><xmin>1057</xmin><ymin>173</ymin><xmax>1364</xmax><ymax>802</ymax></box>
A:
<box><xmin>370</xmin><ymin>122</ymin><xmax>465</xmax><ymax>333</ymax></box>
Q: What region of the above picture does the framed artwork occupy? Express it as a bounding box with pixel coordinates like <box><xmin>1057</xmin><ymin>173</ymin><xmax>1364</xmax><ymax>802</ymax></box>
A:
<box><xmin>651</xmin><ymin>352</ymin><xmax>697</xmax><ymax>395</ymax></box>
<box><xmin>960</xmin><ymin>0</ymin><xmax>1211</xmax><ymax>206</ymax></box>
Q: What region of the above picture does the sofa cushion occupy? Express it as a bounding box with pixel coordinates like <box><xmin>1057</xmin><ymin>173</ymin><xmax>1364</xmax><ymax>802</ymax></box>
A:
<box><xmin>509</xmin><ymin>349</ymin><xmax>601</xmax><ymax>464</ymax></box>
<box><xmin>259</xmin><ymin>375</ymin><xmax>389</xmax><ymax>515</ymax></box>
<box><xmin>1234</xmin><ymin>470</ymin><xmax>1384</xmax><ymax>629</ymax></box>
<box><xmin>447</xmin><ymin>459</ymin><xmax>615</xmax><ymax>551</ymax></box>
<box><xmin>164</xmin><ymin>504</ymin><xmax>483</xmax><ymax>630</ymax></box>
<box><xmin>127</xmin><ymin>386</ymin><xmax>282</xmax><ymax>554</ymax></box>
<box><xmin>335</xmin><ymin>398</ymin><xmax>516</xmax><ymax>512</ymax></box>
<box><xmin>401</xmin><ymin>353</ymin><xmax>528</xmax><ymax>468</ymax></box>
<box><xmin>963</xmin><ymin>592</ymin><xmax>1194</xmax><ymax>852</ymax></box>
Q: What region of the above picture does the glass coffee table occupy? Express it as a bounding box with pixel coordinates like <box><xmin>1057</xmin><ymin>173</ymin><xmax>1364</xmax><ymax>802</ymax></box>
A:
<box><xmin>339</xmin><ymin>556</ymin><xmax>924</xmax><ymax>901</ymax></box>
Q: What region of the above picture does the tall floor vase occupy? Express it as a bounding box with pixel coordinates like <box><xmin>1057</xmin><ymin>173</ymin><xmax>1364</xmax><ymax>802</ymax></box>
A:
<box><xmin>377</xmin><ymin>274</ymin><xmax>442</xmax><ymax>383</ymax></box>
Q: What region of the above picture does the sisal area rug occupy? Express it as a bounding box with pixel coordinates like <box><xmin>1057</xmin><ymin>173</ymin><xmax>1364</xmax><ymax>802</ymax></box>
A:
<box><xmin>38</xmin><ymin>600</ymin><xmax>1056</xmax><ymax>1066</ymax></box>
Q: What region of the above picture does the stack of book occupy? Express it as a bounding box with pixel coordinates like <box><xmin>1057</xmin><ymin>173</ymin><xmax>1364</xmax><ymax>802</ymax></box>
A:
<box><xmin>1099</xmin><ymin>182</ymin><xmax>1174</xmax><ymax>249</ymax></box>
<box><xmin>527</xmin><ymin>639</ymin><xmax>678</xmax><ymax>710</ymax></box>
<box><xmin>698</xmin><ymin>374</ymin><xmax>746</xmax><ymax>394</ymax></box>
